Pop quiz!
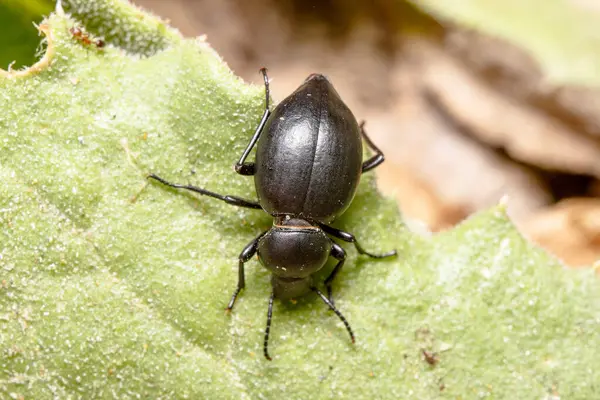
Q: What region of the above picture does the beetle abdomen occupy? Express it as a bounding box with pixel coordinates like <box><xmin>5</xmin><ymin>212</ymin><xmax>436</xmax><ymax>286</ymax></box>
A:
<box><xmin>255</xmin><ymin>74</ymin><xmax>362</xmax><ymax>222</ymax></box>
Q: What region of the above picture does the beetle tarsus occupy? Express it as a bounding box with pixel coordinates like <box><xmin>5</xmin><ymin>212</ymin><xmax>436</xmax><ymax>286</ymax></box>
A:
<box><xmin>259</xmin><ymin>67</ymin><xmax>270</xmax><ymax>110</ymax></box>
<box><xmin>355</xmin><ymin>242</ymin><xmax>397</xmax><ymax>259</ymax></box>
<box><xmin>226</xmin><ymin>287</ymin><xmax>241</xmax><ymax>311</ymax></box>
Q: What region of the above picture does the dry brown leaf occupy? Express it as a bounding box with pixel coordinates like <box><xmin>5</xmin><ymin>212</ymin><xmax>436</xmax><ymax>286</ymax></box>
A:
<box><xmin>363</xmin><ymin>47</ymin><xmax>552</xmax><ymax>220</ymax></box>
<box><xmin>522</xmin><ymin>198</ymin><xmax>600</xmax><ymax>266</ymax></box>
<box><xmin>419</xmin><ymin>44</ymin><xmax>600</xmax><ymax>177</ymax></box>
<box><xmin>376</xmin><ymin>162</ymin><xmax>467</xmax><ymax>231</ymax></box>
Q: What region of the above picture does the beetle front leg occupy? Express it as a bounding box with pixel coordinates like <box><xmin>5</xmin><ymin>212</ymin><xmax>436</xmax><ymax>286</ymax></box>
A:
<box><xmin>319</xmin><ymin>223</ymin><xmax>397</xmax><ymax>259</ymax></box>
<box><xmin>312</xmin><ymin>287</ymin><xmax>355</xmax><ymax>345</ymax></box>
<box><xmin>325</xmin><ymin>242</ymin><xmax>346</xmax><ymax>306</ymax></box>
<box><xmin>226</xmin><ymin>230</ymin><xmax>268</xmax><ymax>311</ymax></box>
<box><xmin>235</xmin><ymin>68</ymin><xmax>272</xmax><ymax>176</ymax></box>
<box><xmin>263</xmin><ymin>292</ymin><xmax>275</xmax><ymax>361</ymax></box>
<box><xmin>359</xmin><ymin>121</ymin><xmax>386</xmax><ymax>173</ymax></box>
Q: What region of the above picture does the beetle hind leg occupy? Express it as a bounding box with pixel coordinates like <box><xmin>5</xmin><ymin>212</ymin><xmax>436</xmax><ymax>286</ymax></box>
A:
<box><xmin>234</xmin><ymin>68</ymin><xmax>272</xmax><ymax>176</ymax></box>
<box><xmin>359</xmin><ymin>121</ymin><xmax>386</xmax><ymax>173</ymax></box>
<box><xmin>148</xmin><ymin>173</ymin><xmax>262</xmax><ymax>209</ymax></box>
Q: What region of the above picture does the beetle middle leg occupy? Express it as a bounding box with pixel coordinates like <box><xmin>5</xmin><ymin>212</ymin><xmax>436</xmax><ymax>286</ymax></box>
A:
<box><xmin>234</xmin><ymin>68</ymin><xmax>272</xmax><ymax>176</ymax></box>
<box><xmin>359</xmin><ymin>121</ymin><xmax>386</xmax><ymax>173</ymax></box>
<box><xmin>226</xmin><ymin>230</ymin><xmax>268</xmax><ymax>311</ymax></box>
<box><xmin>147</xmin><ymin>174</ymin><xmax>262</xmax><ymax>209</ymax></box>
<box><xmin>318</xmin><ymin>223</ymin><xmax>397</xmax><ymax>259</ymax></box>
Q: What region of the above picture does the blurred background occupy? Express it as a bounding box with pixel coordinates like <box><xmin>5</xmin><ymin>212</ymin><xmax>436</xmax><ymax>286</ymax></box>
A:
<box><xmin>3</xmin><ymin>0</ymin><xmax>600</xmax><ymax>267</ymax></box>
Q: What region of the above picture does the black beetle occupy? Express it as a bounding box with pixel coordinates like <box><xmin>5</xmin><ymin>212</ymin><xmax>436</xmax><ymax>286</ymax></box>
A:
<box><xmin>149</xmin><ymin>69</ymin><xmax>396</xmax><ymax>360</ymax></box>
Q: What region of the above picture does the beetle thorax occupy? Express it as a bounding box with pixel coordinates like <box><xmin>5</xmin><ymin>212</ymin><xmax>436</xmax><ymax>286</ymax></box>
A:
<box><xmin>257</xmin><ymin>218</ymin><xmax>330</xmax><ymax>298</ymax></box>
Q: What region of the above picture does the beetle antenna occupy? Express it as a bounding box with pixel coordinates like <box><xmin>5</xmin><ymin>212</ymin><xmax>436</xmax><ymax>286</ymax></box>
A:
<box><xmin>259</xmin><ymin>67</ymin><xmax>270</xmax><ymax>110</ymax></box>
<box><xmin>312</xmin><ymin>287</ymin><xmax>355</xmax><ymax>344</ymax></box>
<box><xmin>263</xmin><ymin>292</ymin><xmax>275</xmax><ymax>361</ymax></box>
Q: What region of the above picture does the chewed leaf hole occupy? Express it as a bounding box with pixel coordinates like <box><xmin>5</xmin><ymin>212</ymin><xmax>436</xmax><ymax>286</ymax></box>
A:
<box><xmin>0</xmin><ymin>23</ymin><xmax>55</xmax><ymax>79</ymax></box>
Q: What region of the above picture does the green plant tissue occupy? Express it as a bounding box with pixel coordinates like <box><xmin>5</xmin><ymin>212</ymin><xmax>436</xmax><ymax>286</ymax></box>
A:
<box><xmin>1</xmin><ymin>1</ymin><xmax>599</xmax><ymax>399</ymax></box>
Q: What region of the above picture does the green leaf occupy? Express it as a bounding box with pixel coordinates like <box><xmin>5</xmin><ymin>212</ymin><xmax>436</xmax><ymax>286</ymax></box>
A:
<box><xmin>1</xmin><ymin>1</ymin><xmax>599</xmax><ymax>398</ymax></box>
<box><xmin>411</xmin><ymin>0</ymin><xmax>600</xmax><ymax>87</ymax></box>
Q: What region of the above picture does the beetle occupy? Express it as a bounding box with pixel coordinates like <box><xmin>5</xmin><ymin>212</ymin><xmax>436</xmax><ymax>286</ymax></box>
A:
<box><xmin>148</xmin><ymin>68</ymin><xmax>396</xmax><ymax>360</ymax></box>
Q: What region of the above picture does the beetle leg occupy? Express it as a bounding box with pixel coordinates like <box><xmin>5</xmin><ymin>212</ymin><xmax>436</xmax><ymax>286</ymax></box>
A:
<box><xmin>234</xmin><ymin>68</ymin><xmax>272</xmax><ymax>176</ymax></box>
<box><xmin>359</xmin><ymin>121</ymin><xmax>386</xmax><ymax>173</ymax></box>
<box><xmin>312</xmin><ymin>287</ymin><xmax>355</xmax><ymax>344</ymax></box>
<box><xmin>318</xmin><ymin>223</ymin><xmax>397</xmax><ymax>259</ymax></box>
<box><xmin>148</xmin><ymin>174</ymin><xmax>262</xmax><ymax>209</ymax></box>
<box><xmin>325</xmin><ymin>242</ymin><xmax>346</xmax><ymax>306</ymax></box>
<box><xmin>263</xmin><ymin>292</ymin><xmax>275</xmax><ymax>361</ymax></box>
<box><xmin>227</xmin><ymin>230</ymin><xmax>269</xmax><ymax>311</ymax></box>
